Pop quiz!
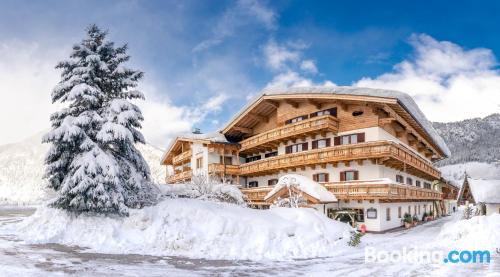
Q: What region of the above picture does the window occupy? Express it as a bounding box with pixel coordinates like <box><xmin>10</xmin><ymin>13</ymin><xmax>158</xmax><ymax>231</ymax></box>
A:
<box><xmin>334</xmin><ymin>133</ymin><xmax>365</xmax><ymax>145</ymax></box>
<box><xmin>248</xmin><ymin>181</ymin><xmax>258</xmax><ymax>188</ymax></box>
<box><xmin>264</xmin><ymin>151</ymin><xmax>278</xmax><ymax>158</ymax></box>
<box><xmin>352</xmin><ymin>111</ymin><xmax>364</xmax><ymax>117</ymax></box>
<box><xmin>285</xmin><ymin>115</ymin><xmax>308</xmax><ymax>125</ymax></box>
<box><xmin>196</xmin><ymin>157</ymin><xmax>203</xmax><ymax>169</ymax></box>
<box><xmin>386</xmin><ymin>208</ymin><xmax>391</xmax><ymax>221</ymax></box>
<box><xmin>268</xmin><ymin>179</ymin><xmax>278</xmax><ymax>186</ymax></box>
<box><xmin>398</xmin><ymin>207</ymin><xmax>402</xmax><ymax>218</ymax></box>
<box><xmin>219</xmin><ymin>156</ymin><xmax>233</xmax><ymax>165</ymax></box>
<box><xmin>406</xmin><ymin>177</ymin><xmax>413</xmax><ymax>186</ymax></box>
<box><xmin>285</xmin><ymin>142</ymin><xmax>308</xmax><ymax>154</ymax></box>
<box><xmin>354</xmin><ymin>208</ymin><xmax>364</xmax><ymax>222</ymax></box>
<box><xmin>245</xmin><ymin>155</ymin><xmax>261</xmax><ymax>163</ymax></box>
<box><xmin>424</xmin><ymin>204</ymin><xmax>427</xmax><ymax>212</ymax></box>
<box><xmin>414</xmin><ymin>205</ymin><xmax>417</xmax><ymax>215</ymax></box>
<box><xmin>313</xmin><ymin>173</ymin><xmax>329</xmax><ymax>182</ymax></box>
<box><xmin>396</xmin><ymin>175</ymin><xmax>404</xmax><ymax>183</ymax></box>
<box><xmin>416</xmin><ymin>180</ymin><xmax>421</xmax><ymax>187</ymax></box>
<box><xmin>408</xmin><ymin>206</ymin><xmax>411</xmax><ymax>214</ymax></box>
<box><xmin>424</xmin><ymin>182</ymin><xmax>432</xmax><ymax>189</ymax></box>
<box><xmin>418</xmin><ymin>205</ymin><xmax>421</xmax><ymax>214</ymax></box>
<box><xmin>340</xmin><ymin>170</ymin><xmax>359</xmax><ymax>181</ymax></box>
<box><xmin>310</xmin><ymin>108</ymin><xmax>337</xmax><ymax>118</ymax></box>
<box><xmin>312</xmin><ymin>138</ymin><xmax>331</xmax><ymax>149</ymax></box>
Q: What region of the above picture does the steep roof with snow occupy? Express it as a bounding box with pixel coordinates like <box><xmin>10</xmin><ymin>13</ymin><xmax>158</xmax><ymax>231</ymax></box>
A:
<box><xmin>223</xmin><ymin>86</ymin><xmax>450</xmax><ymax>157</ymax></box>
<box><xmin>469</xmin><ymin>179</ymin><xmax>500</xmax><ymax>204</ymax></box>
<box><xmin>265</xmin><ymin>174</ymin><xmax>337</xmax><ymax>203</ymax></box>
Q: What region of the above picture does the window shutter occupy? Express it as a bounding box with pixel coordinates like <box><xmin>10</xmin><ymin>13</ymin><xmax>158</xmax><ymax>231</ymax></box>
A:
<box><xmin>326</xmin><ymin>138</ymin><xmax>331</xmax><ymax>147</ymax></box>
<box><xmin>325</xmin><ymin>173</ymin><xmax>329</xmax><ymax>182</ymax></box>
<box><xmin>312</xmin><ymin>140</ymin><xmax>318</xmax><ymax>149</ymax></box>
<box><xmin>310</xmin><ymin>112</ymin><xmax>317</xmax><ymax>118</ymax></box>
<box><xmin>334</xmin><ymin>137</ymin><xmax>341</xmax><ymax>146</ymax></box>
<box><xmin>357</xmin><ymin>133</ymin><xmax>365</xmax><ymax>143</ymax></box>
<box><xmin>302</xmin><ymin>142</ymin><xmax>308</xmax><ymax>150</ymax></box>
<box><xmin>340</xmin><ymin>172</ymin><xmax>345</xmax><ymax>181</ymax></box>
<box><xmin>312</xmin><ymin>174</ymin><xmax>318</xmax><ymax>182</ymax></box>
<box><xmin>285</xmin><ymin>145</ymin><xmax>291</xmax><ymax>154</ymax></box>
<box><xmin>285</xmin><ymin>119</ymin><xmax>291</xmax><ymax>125</ymax></box>
<box><xmin>354</xmin><ymin>171</ymin><xmax>359</xmax><ymax>180</ymax></box>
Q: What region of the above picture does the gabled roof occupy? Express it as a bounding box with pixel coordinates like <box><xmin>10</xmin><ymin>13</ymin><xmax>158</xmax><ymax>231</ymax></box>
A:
<box><xmin>264</xmin><ymin>174</ymin><xmax>337</xmax><ymax>204</ymax></box>
<box><xmin>469</xmin><ymin>179</ymin><xmax>500</xmax><ymax>204</ymax></box>
<box><xmin>160</xmin><ymin>131</ymin><xmax>234</xmax><ymax>165</ymax></box>
<box><xmin>222</xmin><ymin>86</ymin><xmax>450</xmax><ymax>158</ymax></box>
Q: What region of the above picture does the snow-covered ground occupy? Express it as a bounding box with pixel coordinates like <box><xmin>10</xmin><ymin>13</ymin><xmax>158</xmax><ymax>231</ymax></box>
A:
<box><xmin>1</xmin><ymin>207</ymin><xmax>498</xmax><ymax>276</ymax></box>
<box><xmin>0</xmin><ymin>132</ymin><xmax>165</xmax><ymax>206</ymax></box>
<box><xmin>14</xmin><ymin>198</ymin><xmax>353</xmax><ymax>261</ymax></box>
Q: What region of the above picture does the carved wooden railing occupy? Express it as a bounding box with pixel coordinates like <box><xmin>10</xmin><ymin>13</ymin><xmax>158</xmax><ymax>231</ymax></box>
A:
<box><xmin>166</xmin><ymin>170</ymin><xmax>192</xmax><ymax>183</ymax></box>
<box><xmin>172</xmin><ymin>149</ymin><xmax>192</xmax><ymax>165</ymax></box>
<box><xmin>239</xmin><ymin>141</ymin><xmax>440</xmax><ymax>179</ymax></box>
<box><xmin>240</xmin><ymin>115</ymin><xmax>339</xmax><ymax>152</ymax></box>
<box><xmin>208</xmin><ymin>163</ymin><xmax>240</xmax><ymax>175</ymax></box>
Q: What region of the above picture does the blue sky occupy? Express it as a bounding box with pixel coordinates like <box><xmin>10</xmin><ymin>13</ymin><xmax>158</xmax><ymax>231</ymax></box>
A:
<box><xmin>1</xmin><ymin>0</ymin><xmax>500</xmax><ymax>146</ymax></box>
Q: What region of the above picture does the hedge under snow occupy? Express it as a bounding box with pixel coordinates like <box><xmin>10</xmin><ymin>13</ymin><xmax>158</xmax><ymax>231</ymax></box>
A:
<box><xmin>17</xmin><ymin>198</ymin><xmax>353</xmax><ymax>261</ymax></box>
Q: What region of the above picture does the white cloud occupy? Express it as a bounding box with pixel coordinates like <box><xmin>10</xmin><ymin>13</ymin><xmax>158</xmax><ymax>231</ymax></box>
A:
<box><xmin>263</xmin><ymin>39</ymin><xmax>301</xmax><ymax>70</ymax></box>
<box><xmin>193</xmin><ymin>0</ymin><xmax>276</xmax><ymax>52</ymax></box>
<box><xmin>355</xmin><ymin>34</ymin><xmax>500</xmax><ymax>122</ymax></box>
<box><xmin>265</xmin><ymin>71</ymin><xmax>336</xmax><ymax>89</ymax></box>
<box><xmin>0</xmin><ymin>40</ymin><xmax>209</xmax><ymax>147</ymax></box>
<box><xmin>300</xmin><ymin>59</ymin><xmax>318</xmax><ymax>74</ymax></box>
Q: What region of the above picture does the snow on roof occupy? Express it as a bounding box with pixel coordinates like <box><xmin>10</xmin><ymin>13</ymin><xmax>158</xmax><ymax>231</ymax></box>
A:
<box><xmin>265</xmin><ymin>174</ymin><xmax>337</xmax><ymax>203</ymax></box>
<box><xmin>469</xmin><ymin>179</ymin><xmax>500</xmax><ymax>204</ymax></box>
<box><xmin>161</xmin><ymin>131</ymin><xmax>233</xmax><ymax>163</ymax></box>
<box><xmin>224</xmin><ymin>86</ymin><xmax>450</xmax><ymax>157</ymax></box>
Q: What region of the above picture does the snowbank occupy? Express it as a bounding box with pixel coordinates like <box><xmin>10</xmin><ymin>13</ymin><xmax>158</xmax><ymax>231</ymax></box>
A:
<box><xmin>266</xmin><ymin>174</ymin><xmax>337</xmax><ymax>202</ymax></box>
<box><xmin>17</xmin><ymin>198</ymin><xmax>353</xmax><ymax>260</ymax></box>
<box><xmin>436</xmin><ymin>214</ymin><xmax>500</xmax><ymax>249</ymax></box>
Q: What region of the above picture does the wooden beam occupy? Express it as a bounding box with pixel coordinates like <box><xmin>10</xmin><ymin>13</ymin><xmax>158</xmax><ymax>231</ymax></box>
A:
<box><xmin>356</xmin><ymin>160</ymin><xmax>364</xmax><ymax>166</ymax></box>
<box><xmin>308</xmin><ymin>99</ymin><xmax>322</xmax><ymax>109</ymax></box>
<box><xmin>233</xmin><ymin>126</ymin><xmax>252</xmax><ymax>134</ymax></box>
<box><xmin>264</xmin><ymin>100</ymin><xmax>279</xmax><ymax>109</ymax></box>
<box><xmin>248</xmin><ymin>112</ymin><xmax>268</xmax><ymax>123</ymax></box>
<box><xmin>340</xmin><ymin>103</ymin><xmax>349</xmax><ymax>112</ymax></box>
<box><xmin>285</xmin><ymin>99</ymin><xmax>299</xmax><ymax>108</ymax></box>
<box><xmin>379</xmin><ymin>117</ymin><xmax>396</xmax><ymax>126</ymax></box>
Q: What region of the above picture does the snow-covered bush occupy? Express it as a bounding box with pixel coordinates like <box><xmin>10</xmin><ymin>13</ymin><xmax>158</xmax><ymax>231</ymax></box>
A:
<box><xmin>270</xmin><ymin>175</ymin><xmax>307</xmax><ymax>208</ymax></box>
<box><xmin>43</xmin><ymin>25</ymin><xmax>157</xmax><ymax>215</ymax></box>
<box><xmin>161</xmin><ymin>174</ymin><xmax>245</xmax><ymax>205</ymax></box>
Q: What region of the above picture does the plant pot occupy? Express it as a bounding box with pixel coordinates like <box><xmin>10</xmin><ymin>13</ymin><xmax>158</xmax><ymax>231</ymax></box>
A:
<box><xmin>413</xmin><ymin>221</ymin><xmax>418</xmax><ymax>227</ymax></box>
<box><xmin>404</xmin><ymin>222</ymin><xmax>412</xmax><ymax>229</ymax></box>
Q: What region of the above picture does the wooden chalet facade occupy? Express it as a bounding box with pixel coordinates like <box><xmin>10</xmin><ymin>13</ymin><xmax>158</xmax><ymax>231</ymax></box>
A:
<box><xmin>161</xmin><ymin>86</ymin><xmax>451</xmax><ymax>232</ymax></box>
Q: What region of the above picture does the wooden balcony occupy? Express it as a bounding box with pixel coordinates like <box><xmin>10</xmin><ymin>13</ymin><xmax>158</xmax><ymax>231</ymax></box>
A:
<box><xmin>239</xmin><ymin>141</ymin><xmax>440</xmax><ymax>180</ymax></box>
<box><xmin>166</xmin><ymin>170</ymin><xmax>192</xmax><ymax>183</ymax></box>
<box><xmin>240</xmin><ymin>115</ymin><xmax>339</xmax><ymax>153</ymax></box>
<box><xmin>208</xmin><ymin>163</ymin><xmax>240</xmax><ymax>175</ymax></box>
<box><xmin>240</xmin><ymin>187</ymin><xmax>272</xmax><ymax>205</ymax></box>
<box><xmin>172</xmin><ymin>149</ymin><xmax>192</xmax><ymax>165</ymax></box>
<box><xmin>323</xmin><ymin>181</ymin><xmax>442</xmax><ymax>201</ymax></box>
<box><xmin>239</xmin><ymin>181</ymin><xmax>442</xmax><ymax>204</ymax></box>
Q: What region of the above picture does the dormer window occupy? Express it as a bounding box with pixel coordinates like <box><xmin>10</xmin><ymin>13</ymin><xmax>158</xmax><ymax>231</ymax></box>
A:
<box><xmin>285</xmin><ymin>115</ymin><xmax>308</xmax><ymax>125</ymax></box>
<box><xmin>310</xmin><ymin>108</ymin><xmax>337</xmax><ymax>118</ymax></box>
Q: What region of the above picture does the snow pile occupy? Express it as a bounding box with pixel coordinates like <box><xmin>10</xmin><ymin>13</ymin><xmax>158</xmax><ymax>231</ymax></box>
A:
<box><xmin>0</xmin><ymin>132</ymin><xmax>165</xmax><ymax>205</ymax></box>
<box><xmin>266</xmin><ymin>174</ymin><xmax>337</xmax><ymax>202</ymax></box>
<box><xmin>436</xmin><ymin>213</ymin><xmax>500</xmax><ymax>249</ymax></box>
<box><xmin>17</xmin><ymin>198</ymin><xmax>353</xmax><ymax>260</ymax></box>
<box><xmin>160</xmin><ymin>181</ymin><xmax>245</xmax><ymax>205</ymax></box>
<box><xmin>469</xmin><ymin>179</ymin><xmax>500</xmax><ymax>203</ymax></box>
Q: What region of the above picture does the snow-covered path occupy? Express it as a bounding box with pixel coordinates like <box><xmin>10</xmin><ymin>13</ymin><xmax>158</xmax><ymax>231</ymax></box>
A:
<box><xmin>0</xmin><ymin>208</ymin><xmax>498</xmax><ymax>277</ymax></box>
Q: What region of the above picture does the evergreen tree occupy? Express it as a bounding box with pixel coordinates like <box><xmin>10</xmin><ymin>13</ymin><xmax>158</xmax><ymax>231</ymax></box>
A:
<box><xmin>43</xmin><ymin>24</ymin><xmax>157</xmax><ymax>215</ymax></box>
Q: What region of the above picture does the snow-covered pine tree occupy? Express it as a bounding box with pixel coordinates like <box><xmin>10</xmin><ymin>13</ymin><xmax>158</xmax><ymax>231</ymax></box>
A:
<box><xmin>43</xmin><ymin>24</ymin><xmax>157</xmax><ymax>216</ymax></box>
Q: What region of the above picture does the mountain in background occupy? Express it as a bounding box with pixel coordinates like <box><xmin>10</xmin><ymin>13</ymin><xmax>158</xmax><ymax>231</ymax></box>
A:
<box><xmin>433</xmin><ymin>113</ymin><xmax>500</xmax><ymax>167</ymax></box>
<box><xmin>0</xmin><ymin>132</ymin><xmax>166</xmax><ymax>205</ymax></box>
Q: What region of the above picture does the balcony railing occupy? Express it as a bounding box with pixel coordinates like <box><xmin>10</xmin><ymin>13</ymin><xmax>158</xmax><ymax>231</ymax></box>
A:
<box><xmin>172</xmin><ymin>149</ymin><xmax>192</xmax><ymax>165</ymax></box>
<box><xmin>323</xmin><ymin>181</ymin><xmax>442</xmax><ymax>201</ymax></box>
<box><xmin>239</xmin><ymin>141</ymin><xmax>440</xmax><ymax>179</ymax></box>
<box><xmin>208</xmin><ymin>163</ymin><xmax>240</xmax><ymax>175</ymax></box>
<box><xmin>239</xmin><ymin>180</ymin><xmax>442</xmax><ymax>204</ymax></box>
<box><xmin>167</xmin><ymin>170</ymin><xmax>192</xmax><ymax>183</ymax></box>
<box><xmin>240</xmin><ymin>115</ymin><xmax>339</xmax><ymax>153</ymax></box>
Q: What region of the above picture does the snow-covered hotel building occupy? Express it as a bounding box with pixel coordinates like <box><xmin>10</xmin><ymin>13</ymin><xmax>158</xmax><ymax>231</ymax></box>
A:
<box><xmin>161</xmin><ymin>87</ymin><xmax>451</xmax><ymax>232</ymax></box>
